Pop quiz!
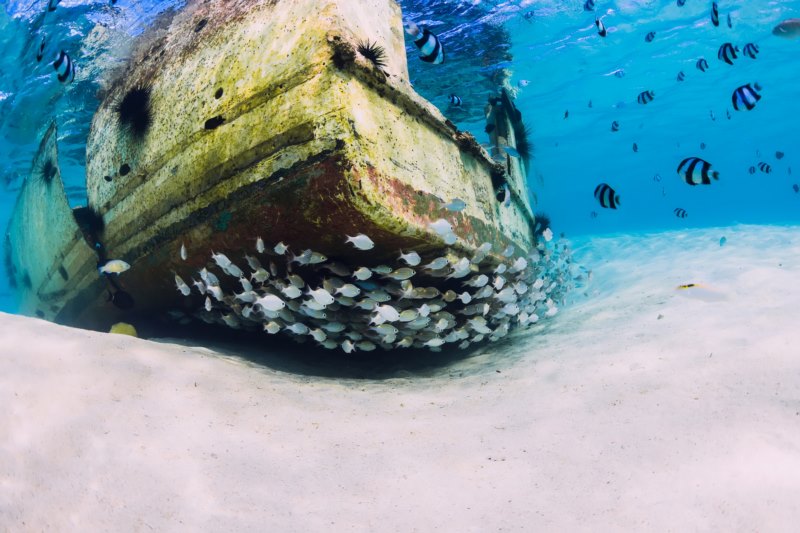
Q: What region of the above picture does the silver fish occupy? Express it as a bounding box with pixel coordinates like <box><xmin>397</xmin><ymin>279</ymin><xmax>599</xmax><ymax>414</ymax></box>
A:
<box><xmin>441</xmin><ymin>198</ymin><xmax>467</xmax><ymax>211</ymax></box>
<box><xmin>353</xmin><ymin>267</ymin><xmax>373</xmax><ymax>280</ymax></box>
<box><xmin>174</xmin><ymin>274</ymin><xmax>191</xmax><ymax>296</ymax></box>
<box><xmin>383</xmin><ymin>267</ymin><xmax>415</xmax><ymax>281</ymax></box>
<box><xmin>345</xmin><ymin>234</ymin><xmax>374</xmax><ymax>250</ymax></box>
<box><xmin>398</xmin><ymin>250</ymin><xmax>422</xmax><ymax>266</ymax></box>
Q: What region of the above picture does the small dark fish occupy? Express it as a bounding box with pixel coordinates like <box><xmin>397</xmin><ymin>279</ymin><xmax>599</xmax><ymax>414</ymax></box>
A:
<box><xmin>611</xmin><ymin>120</ymin><xmax>619</xmax><ymax>132</ymax></box>
<box><xmin>678</xmin><ymin>157</ymin><xmax>719</xmax><ymax>185</ymax></box>
<box><xmin>700</xmin><ymin>142</ymin><xmax>706</xmax><ymax>150</ymax></box>
<box><xmin>53</xmin><ymin>50</ymin><xmax>75</xmax><ymax>83</ymax></box>
<box><xmin>485</xmin><ymin>124</ymin><xmax>495</xmax><ymax>134</ymax></box>
<box><xmin>776</xmin><ymin>151</ymin><xmax>784</xmax><ymax>160</ymax></box>
<box><xmin>588</xmin><ymin>100</ymin><xmax>593</xmax><ymax>108</ymax></box>
<box><xmin>732</xmin><ymin>83</ymin><xmax>762</xmax><ymax>111</ymax></box>
<box><xmin>717</xmin><ymin>42</ymin><xmax>738</xmax><ymax>65</ymax></box>
<box><xmin>677</xmin><ymin>71</ymin><xmax>685</xmax><ymax>82</ymax></box>
<box><xmin>748</xmin><ymin>166</ymin><xmax>756</xmax><ymax>174</ymax></box>
<box><xmin>596</xmin><ymin>17</ymin><xmax>607</xmax><ymax>37</ymax></box>
<box><xmin>726</xmin><ymin>109</ymin><xmax>731</xmax><ymax>120</ymax></box>
<box><xmin>793</xmin><ymin>184</ymin><xmax>799</xmax><ymax>193</ymax></box>
<box><xmin>590</xmin><ymin>211</ymin><xmax>598</xmax><ymax>218</ymax></box>
<box><xmin>727</xmin><ymin>13</ymin><xmax>732</xmax><ymax>28</ymax></box>
<box><xmin>645</xmin><ymin>31</ymin><xmax>656</xmax><ymax>42</ymax></box>
<box><xmin>594</xmin><ymin>183</ymin><xmax>620</xmax><ymax>209</ymax></box>
<box><xmin>653</xmin><ymin>173</ymin><xmax>662</xmax><ymax>182</ymax></box>
<box><xmin>449</xmin><ymin>94</ymin><xmax>462</xmax><ymax>106</ymax></box>
<box><xmin>742</xmin><ymin>43</ymin><xmax>759</xmax><ymax>59</ymax></box>
<box><xmin>637</xmin><ymin>90</ymin><xmax>655</xmax><ymax>104</ymax></box>
<box><xmin>711</xmin><ymin>2</ymin><xmax>719</xmax><ymax>26</ymax></box>
<box><xmin>674</xmin><ymin>207</ymin><xmax>688</xmax><ymax>218</ymax></box>
<box><xmin>709</xmin><ymin>110</ymin><xmax>716</xmax><ymax>121</ymax></box>
<box><xmin>36</xmin><ymin>35</ymin><xmax>46</xmax><ymax>62</ymax></box>
<box><xmin>696</xmin><ymin>58</ymin><xmax>709</xmax><ymax>72</ymax></box>
<box><xmin>758</xmin><ymin>162</ymin><xmax>772</xmax><ymax>174</ymax></box>
<box><xmin>523</xmin><ymin>11</ymin><xmax>535</xmax><ymax>21</ymax></box>
<box><xmin>564</xmin><ymin>110</ymin><xmax>569</xmax><ymax>119</ymax></box>
<box><xmin>677</xmin><ymin>0</ymin><xmax>686</xmax><ymax>6</ymax></box>
<box><xmin>584</xmin><ymin>0</ymin><xmax>595</xmax><ymax>11</ymax></box>
<box><xmin>632</xmin><ymin>142</ymin><xmax>638</xmax><ymax>152</ymax></box>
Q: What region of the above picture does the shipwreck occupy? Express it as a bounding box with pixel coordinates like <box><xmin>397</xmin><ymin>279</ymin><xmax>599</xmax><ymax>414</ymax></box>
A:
<box><xmin>5</xmin><ymin>0</ymin><xmax>572</xmax><ymax>351</ymax></box>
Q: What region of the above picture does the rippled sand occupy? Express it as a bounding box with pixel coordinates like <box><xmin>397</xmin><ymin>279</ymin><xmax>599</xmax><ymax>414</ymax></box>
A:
<box><xmin>2</xmin><ymin>224</ymin><xmax>799</xmax><ymax>531</ymax></box>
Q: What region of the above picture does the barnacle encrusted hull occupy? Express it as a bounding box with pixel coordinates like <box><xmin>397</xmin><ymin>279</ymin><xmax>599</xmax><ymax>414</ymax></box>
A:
<box><xmin>6</xmin><ymin>0</ymin><xmax>548</xmax><ymax>348</ymax></box>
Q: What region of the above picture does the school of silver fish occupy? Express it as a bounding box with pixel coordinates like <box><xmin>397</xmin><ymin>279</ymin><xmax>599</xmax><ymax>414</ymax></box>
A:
<box><xmin>172</xmin><ymin>233</ymin><xmax>585</xmax><ymax>352</ymax></box>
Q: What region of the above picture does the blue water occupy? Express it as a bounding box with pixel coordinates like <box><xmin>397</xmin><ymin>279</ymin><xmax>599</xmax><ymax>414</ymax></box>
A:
<box><xmin>1</xmin><ymin>0</ymin><xmax>798</xmax><ymax>314</ymax></box>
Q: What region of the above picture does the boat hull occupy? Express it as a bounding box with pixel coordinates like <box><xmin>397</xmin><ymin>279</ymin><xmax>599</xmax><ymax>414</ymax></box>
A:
<box><xmin>7</xmin><ymin>0</ymin><xmax>538</xmax><ymax>335</ymax></box>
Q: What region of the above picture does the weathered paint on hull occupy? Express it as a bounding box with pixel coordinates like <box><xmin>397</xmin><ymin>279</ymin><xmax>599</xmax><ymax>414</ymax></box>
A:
<box><xmin>7</xmin><ymin>0</ymin><xmax>536</xmax><ymax>332</ymax></box>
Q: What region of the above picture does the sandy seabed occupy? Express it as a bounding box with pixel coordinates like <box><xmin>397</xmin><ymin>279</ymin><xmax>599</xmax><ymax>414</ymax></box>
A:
<box><xmin>2</xmin><ymin>224</ymin><xmax>800</xmax><ymax>532</ymax></box>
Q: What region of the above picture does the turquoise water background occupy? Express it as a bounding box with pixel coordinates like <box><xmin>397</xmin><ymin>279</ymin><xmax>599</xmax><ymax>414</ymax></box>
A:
<box><xmin>0</xmin><ymin>0</ymin><xmax>798</xmax><ymax>313</ymax></box>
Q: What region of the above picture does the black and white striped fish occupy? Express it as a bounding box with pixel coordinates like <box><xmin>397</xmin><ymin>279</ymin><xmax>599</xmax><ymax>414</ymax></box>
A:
<box><xmin>732</xmin><ymin>83</ymin><xmax>762</xmax><ymax>111</ymax></box>
<box><xmin>717</xmin><ymin>42</ymin><xmax>738</xmax><ymax>65</ymax></box>
<box><xmin>449</xmin><ymin>94</ymin><xmax>462</xmax><ymax>106</ymax></box>
<box><xmin>36</xmin><ymin>35</ymin><xmax>46</xmax><ymax>62</ymax></box>
<box><xmin>711</xmin><ymin>2</ymin><xmax>719</xmax><ymax>26</ymax></box>
<box><xmin>677</xmin><ymin>157</ymin><xmax>719</xmax><ymax>185</ymax></box>
<box><xmin>637</xmin><ymin>90</ymin><xmax>655</xmax><ymax>104</ymax></box>
<box><xmin>758</xmin><ymin>162</ymin><xmax>772</xmax><ymax>174</ymax></box>
<box><xmin>584</xmin><ymin>0</ymin><xmax>595</xmax><ymax>11</ymax></box>
<box><xmin>776</xmin><ymin>151</ymin><xmax>785</xmax><ymax>160</ymax></box>
<box><xmin>53</xmin><ymin>50</ymin><xmax>75</xmax><ymax>83</ymax></box>
<box><xmin>696</xmin><ymin>58</ymin><xmax>709</xmax><ymax>72</ymax></box>
<box><xmin>645</xmin><ymin>31</ymin><xmax>656</xmax><ymax>42</ymax></box>
<box><xmin>793</xmin><ymin>184</ymin><xmax>799</xmax><ymax>193</ymax></box>
<box><xmin>674</xmin><ymin>207</ymin><xmax>688</xmax><ymax>218</ymax></box>
<box><xmin>677</xmin><ymin>71</ymin><xmax>685</xmax><ymax>82</ymax></box>
<box><xmin>749</xmin><ymin>166</ymin><xmax>756</xmax><ymax>174</ymax></box>
<box><xmin>727</xmin><ymin>13</ymin><xmax>732</xmax><ymax>28</ymax></box>
<box><xmin>611</xmin><ymin>120</ymin><xmax>619</xmax><ymax>132</ymax></box>
<box><xmin>594</xmin><ymin>183</ymin><xmax>620</xmax><ymax>209</ymax></box>
<box><xmin>403</xmin><ymin>18</ymin><xmax>444</xmax><ymax>64</ymax></box>
<box><xmin>742</xmin><ymin>43</ymin><xmax>759</xmax><ymax>59</ymax></box>
<box><xmin>595</xmin><ymin>17</ymin><xmax>607</xmax><ymax>37</ymax></box>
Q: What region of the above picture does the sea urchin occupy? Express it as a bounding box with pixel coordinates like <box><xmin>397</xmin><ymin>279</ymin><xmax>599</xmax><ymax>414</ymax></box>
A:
<box><xmin>356</xmin><ymin>40</ymin><xmax>387</xmax><ymax>70</ymax></box>
<box><xmin>115</xmin><ymin>85</ymin><xmax>153</xmax><ymax>140</ymax></box>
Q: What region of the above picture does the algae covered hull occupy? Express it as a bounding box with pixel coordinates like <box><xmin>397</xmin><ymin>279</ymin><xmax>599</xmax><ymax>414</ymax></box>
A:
<box><xmin>5</xmin><ymin>0</ymin><xmax>550</xmax><ymax>346</ymax></box>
